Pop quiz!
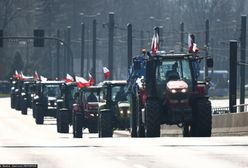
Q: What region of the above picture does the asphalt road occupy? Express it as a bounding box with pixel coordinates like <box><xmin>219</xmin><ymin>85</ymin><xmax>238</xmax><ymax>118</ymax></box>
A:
<box><xmin>1</xmin><ymin>98</ymin><xmax>248</xmax><ymax>168</ymax></box>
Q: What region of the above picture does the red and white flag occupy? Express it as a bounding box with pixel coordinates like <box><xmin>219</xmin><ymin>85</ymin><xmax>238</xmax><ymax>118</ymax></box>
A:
<box><xmin>151</xmin><ymin>31</ymin><xmax>159</xmax><ymax>55</ymax></box>
<box><xmin>188</xmin><ymin>34</ymin><xmax>199</xmax><ymax>53</ymax></box>
<box><xmin>103</xmin><ymin>67</ymin><xmax>110</xmax><ymax>79</ymax></box>
<box><xmin>15</xmin><ymin>70</ymin><xmax>19</xmax><ymax>79</ymax></box>
<box><xmin>20</xmin><ymin>71</ymin><xmax>29</xmax><ymax>80</ymax></box>
<box><xmin>65</xmin><ymin>74</ymin><xmax>74</xmax><ymax>84</ymax></box>
<box><xmin>40</xmin><ymin>75</ymin><xmax>48</xmax><ymax>82</ymax></box>
<box><xmin>88</xmin><ymin>73</ymin><xmax>95</xmax><ymax>85</ymax></box>
<box><xmin>33</xmin><ymin>71</ymin><xmax>40</xmax><ymax>81</ymax></box>
<box><xmin>75</xmin><ymin>76</ymin><xmax>90</xmax><ymax>88</ymax></box>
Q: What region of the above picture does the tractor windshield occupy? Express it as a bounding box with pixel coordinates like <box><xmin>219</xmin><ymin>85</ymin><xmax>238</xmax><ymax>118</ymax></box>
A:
<box><xmin>156</xmin><ymin>59</ymin><xmax>193</xmax><ymax>91</ymax></box>
<box><xmin>43</xmin><ymin>85</ymin><xmax>62</xmax><ymax>98</ymax></box>
<box><xmin>112</xmin><ymin>85</ymin><xmax>128</xmax><ymax>103</ymax></box>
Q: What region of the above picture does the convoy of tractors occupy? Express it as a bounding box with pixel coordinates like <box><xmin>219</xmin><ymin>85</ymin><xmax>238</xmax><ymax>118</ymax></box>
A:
<box><xmin>9</xmin><ymin>32</ymin><xmax>213</xmax><ymax>138</ymax></box>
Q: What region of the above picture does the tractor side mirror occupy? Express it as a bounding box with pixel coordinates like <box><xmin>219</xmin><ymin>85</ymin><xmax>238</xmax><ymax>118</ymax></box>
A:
<box><xmin>133</xmin><ymin>60</ymin><xmax>141</xmax><ymax>70</ymax></box>
<box><xmin>207</xmin><ymin>57</ymin><xmax>213</xmax><ymax>68</ymax></box>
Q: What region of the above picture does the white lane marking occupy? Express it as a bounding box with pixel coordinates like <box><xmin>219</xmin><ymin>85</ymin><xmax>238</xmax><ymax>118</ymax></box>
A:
<box><xmin>116</xmin><ymin>156</ymin><xmax>127</xmax><ymax>161</ymax></box>
<box><xmin>133</xmin><ymin>164</ymin><xmax>147</xmax><ymax>168</ymax></box>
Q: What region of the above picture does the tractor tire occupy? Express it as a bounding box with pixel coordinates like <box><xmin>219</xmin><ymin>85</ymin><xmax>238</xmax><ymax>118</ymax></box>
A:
<box><xmin>15</xmin><ymin>95</ymin><xmax>21</xmax><ymax>111</ymax></box>
<box><xmin>136</xmin><ymin>94</ymin><xmax>145</xmax><ymax>137</ymax></box>
<box><xmin>21</xmin><ymin>100</ymin><xmax>27</xmax><ymax>115</ymax></box>
<box><xmin>56</xmin><ymin>109</ymin><xmax>61</xmax><ymax>133</ymax></box>
<box><xmin>88</xmin><ymin>117</ymin><xmax>98</xmax><ymax>133</ymax></box>
<box><xmin>35</xmin><ymin>105</ymin><xmax>44</xmax><ymax>125</ymax></box>
<box><xmin>182</xmin><ymin>123</ymin><xmax>191</xmax><ymax>137</ymax></box>
<box><xmin>191</xmin><ymin>99</ymin><xmax>212</xmax><ymax>137</ymax></box>
<box><xmin>11</xmin><ymin>95</ymin><xmax>15</xmax><ymax>109</ymax></box>
<box><xmin>99</xmin><ymin>110</ymin><xmax>113</xmax><ymax>138</ymax></box>
<box><xmin>32</xmin><ymin>102</ymin><xmax>36</xmax><ymax>118</ymax></box>
<box><xmin>59</xmin><ymin>109</ymin><xmax>70</xmax><ymax>133</ymax></box>
<box><xmin>73</xmin><ymin>113</ymin><xmax>83</xmax><ymax>138</ymax></box>
<box><xmin>130</xmin><ymin>93</ymin><xmax>137</xmax><ymax>137</ymax></box>
<box><xmin>145</xmin><ymin>99</ymin><xmax>160</xmax><ymax>137</ymax></box>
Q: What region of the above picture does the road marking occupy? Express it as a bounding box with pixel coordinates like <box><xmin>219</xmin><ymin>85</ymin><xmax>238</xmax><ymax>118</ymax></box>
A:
<box><xmin>116</xmin><ymin>156</ymin><xmax>127</xmax><ymax>161</ymax></box>
<box><xmin>133</xmin><ymin>164</ymin><xmax>147</xmax><ymax>168</ymax></box>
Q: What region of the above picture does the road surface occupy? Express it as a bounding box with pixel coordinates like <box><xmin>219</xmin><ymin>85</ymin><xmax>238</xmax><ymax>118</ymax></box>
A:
<box><xmin>1</xmin><ymin>98</ymin><xmax>248</xmax><ymax>168</ymax></box>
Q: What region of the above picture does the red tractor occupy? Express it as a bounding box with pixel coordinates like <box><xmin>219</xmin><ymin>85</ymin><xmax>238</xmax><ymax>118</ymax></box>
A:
<box><xmin>129</xmin><ymin>52</ymin><xmax>213</xmax><ymax>137</ymax></box>
<box><xmin>72</xmin><ymin>86</ymin><xmax>102</xmax><ymax>138</ymax></box>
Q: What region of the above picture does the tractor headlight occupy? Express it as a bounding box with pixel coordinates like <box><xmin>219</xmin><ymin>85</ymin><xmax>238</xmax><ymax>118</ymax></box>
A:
<box><xmin>54</xmin><ymin>102</ymin><xmax>57</xmax><ymax>106</ymax></box>
<box><xmin>48</xmin><ymin>102</ymin><xmax>51</xmax><ymax>106</ymax></box>
<box><xmin>171</xmin><ymin>89</ymin><xmax>177</xmax><ymax>93</ymax></box>
<box><xmin>181</xmin><ymin>88</ymin><xmax>187</xmax><ymax>93</ymax></box>
<box><xmin>120</xmin><ymin>110</ymin><xmax>124</xmax><ymax>114</ymax></box>
<box><xmin>127</xmin><ymin>110</ymin><xmax>131</xmax><ymax>114</ymax></box>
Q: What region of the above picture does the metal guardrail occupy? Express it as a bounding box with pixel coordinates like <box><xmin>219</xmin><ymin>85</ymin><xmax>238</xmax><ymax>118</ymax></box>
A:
<box><xmin>212</xmin><ymin>104</ymin><xmax>248</xmax><ymax>114</ymax></box>
<box><xmin>212</xmin><ymin>106</ymin><xmax>229</xmax><ymax>114</ymax></box>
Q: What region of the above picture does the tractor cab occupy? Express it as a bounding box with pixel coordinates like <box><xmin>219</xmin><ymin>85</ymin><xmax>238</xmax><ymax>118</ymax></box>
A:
<box><xmin>33</xmin><ymin>80</ymin><xmax>64</xmax><ymax>124</ymax></box>
<box><xmin>56</xmin><ymin>82</ymin><xmax>78</xmax><ymax>133</ymax></box>
<box><xmin>20</xmin><ymin>80</ymin><xmax>36</xmax><ymax>115</ymax></box>
<box><xmin>72</xmin><ymin>85</ymin><xmax>103</xmax><ymax>138</ymax></box>
<box><xmin>97</xmin><ymin>80</ymin><xmax>130</xmax><ymax>137</ymax></box>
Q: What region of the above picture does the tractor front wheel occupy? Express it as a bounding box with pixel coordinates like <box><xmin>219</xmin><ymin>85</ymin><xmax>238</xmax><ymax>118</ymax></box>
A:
<box><xmin>191</xmin><ymin>99</ymin><xmax>212</xmax><ymax>137</ymax></box>
<box><xmin>99</xmin><ymin>110</ymin><xmax>113</xmax><ymax>138</ymax></box>
<box><xmin>145</xmin><ymin>99</ymin><xmax>160</xmax><ymax>137</ymax></box>
<box><xmin>73</xmin><ymin>113</ymin><xmax>83</xmax><ymax>138</ymax></box>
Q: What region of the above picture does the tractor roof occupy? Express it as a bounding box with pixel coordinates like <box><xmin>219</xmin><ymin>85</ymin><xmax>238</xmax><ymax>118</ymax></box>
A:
<box><xmin>98</xmin><ymin>80</ymin><xmax>127</xmax><ymax>87</ymax></box>
<box><xmin>65</xmin><ymin>82</ymin><xmax>77</xmax><ymax>86</ymax></box>
<box><xmin>39</xmin><ymin>80</ymin><xmax>65</xmax><ymax>85</ymax></box>
<box><xmin>83</xmin><ymin>85</ymin><xmax>103</xmax><ymax>92</ymax></box>
<box><xmin>152</xmin><ymin>53</ymin><xmax>194</xmax><ymax>59</ymax></box>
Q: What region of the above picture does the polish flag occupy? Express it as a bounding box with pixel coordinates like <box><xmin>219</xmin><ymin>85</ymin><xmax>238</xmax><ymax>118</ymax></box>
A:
<box><xmin>75</xmin><ymin>76</ymin><xmax>90</xmax><ymax>88</ymax></box>
<box><xmin>89</xmin><ymin>73</ymin><xmax>95</xmax><ymax>85</ymax></box>
<box><xmin>65</xmin><ymin>74</ymin><xmax>74</xmax><ymax>84</ymax></box>
<box><xmin>188</xmin><ymin>34</ymin><xmax>199</xmax><ymax>53</ymax></box>
<box><xmin>33</xmin><ymin>71</ymin><xmax>40</xmax><ymax>81</ymax></box>
<box><xmin>103</xmin><ymin>67</ymin><xmax>110</xmax><ymax>79</ymax></box>
<box><xmin>40</xmin><ymin>75</ymin><xmax>48</xmax><ymax>81</ymax></box>
<box><xmin>151</xmin><ymin>31</ymin><xmax>159</xmax><ymax>55</ymax></box>
<box><xmin>20</xmin><ymin>71</ymin><xmax>29</xmax><ymax>80</ymax></box>
<box><xmin>15</xmin><ymin>70</ymin><xmax>21</xmax><ymax>79</ymax></box>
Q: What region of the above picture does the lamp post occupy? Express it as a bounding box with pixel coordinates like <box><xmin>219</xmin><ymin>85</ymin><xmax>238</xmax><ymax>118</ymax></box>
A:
<box><xmin>79</xmin><ymin>12</ymin><xmax>100</xmax><ymax>81</ymax></box>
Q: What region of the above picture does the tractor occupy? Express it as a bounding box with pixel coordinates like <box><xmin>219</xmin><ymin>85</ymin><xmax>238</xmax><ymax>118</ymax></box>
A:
<box><xmin>33</xmin><ymin>80</ymin><xmax>64</xmax><ymax>124</ymax></box>
<box><xmin>20</xmin><ymin>80</ymin><xmax>36</xmax><ymax>115</ymax></box>
<box><xmin>12</xmin><ymin>79</ymin><xmax>24</xmax><ymax>111</ymax></box>
<box><xmin>128</xmin><ymin>51</ymin><xmax>213</xmax><ymax>137</ymax></box>
<box><xmin>10</xmin><ymin>78</ymin><xmax>18</xmax><ymax>109</ymax></box>
<box><xmin>72</xmin><ymin>86</ymin><xmax>102</xmax><ymax>138</ymax></box>
<box><xmin>56</xmin><ymin>82</ymin><xmax>78</xmax><ymax>133</ymax></box>
<box><xmin>98</xmin><ymin>80</ymin><xmax>130</xmax><ymax>137</ymax></box>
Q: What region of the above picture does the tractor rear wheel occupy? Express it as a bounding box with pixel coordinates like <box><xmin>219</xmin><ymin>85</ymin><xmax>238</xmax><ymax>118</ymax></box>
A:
<box><xmin>21</xmin><ymin>100</ymin><xmax>27</xmax><ymax>115</ymax></box>
<box><xmin>73</xmin><ymin>113</ymin><xmax>83</xmax><ymax>138</ymax></box>
<box><xmin>130</xmin><ymin>93</ymin><xmax>137</xmax><ymax>137</ymax></box>
<box><xmin>182</xmin><ymin>123</ymin><xmax>191</xmax><ymax>137</ymax></box>
<box><xmin>99</xmin><ymin>110</ymin><xmax>113</xmax><ymax>137</ymax></box>
<box><xmin>35</xmin><ymin>105</ymin><xmax>44</xmax><ymax>124</ymax></box>
<box><xmin>11</xmin><ymin>94</ymin><xmax>15</xmax><ymax>109</ymax></box>
<box><xmin>56</xmin><ymin>109</ymin><xmax>61</xmax><ymax>132</ymax></box>
<box><xmin>59</xmin><ymin>109</ymin><xmax>70</xmax><ymax>133</ymax></box>
<box><xmin>88</xmin><ymin>117</ymin><xmax>98</xmax><ymax>133</ymax></box>
<box><xmin>137</xmin><ymin>95</ymin><xmax>145</xmax><ymax>137</ymax></box>
<box><xmin>191</xmin><ymin>99</ymin><xmax>212</xmax><ymax>137</ymax></box>
<box><xmin>145</xmin><ymin>99</ymin><xmax>160</xmax><ymax>137</ymax></box>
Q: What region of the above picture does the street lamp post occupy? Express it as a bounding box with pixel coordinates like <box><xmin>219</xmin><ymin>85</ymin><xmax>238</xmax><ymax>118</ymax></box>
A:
<box><xmin>79</xmin><ymin>12</ymin><xmax>100</xmax><ymax>79</ymax></box>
